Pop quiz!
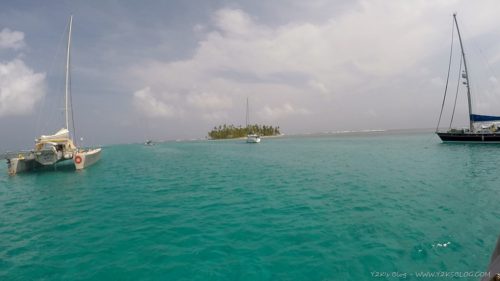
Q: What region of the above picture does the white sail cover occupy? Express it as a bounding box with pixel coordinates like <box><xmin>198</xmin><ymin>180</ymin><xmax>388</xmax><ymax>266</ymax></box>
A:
<box><xmin>40</xmin><ymin>128</ymin><xmax>70</xmax><ymax>141</ymax></box>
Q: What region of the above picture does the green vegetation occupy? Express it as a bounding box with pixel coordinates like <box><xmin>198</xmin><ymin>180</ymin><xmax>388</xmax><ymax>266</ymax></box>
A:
<box><xmin>208</xmin><ymin>124</ymin><xmax>280</xmax><ymax>140</ymax></box>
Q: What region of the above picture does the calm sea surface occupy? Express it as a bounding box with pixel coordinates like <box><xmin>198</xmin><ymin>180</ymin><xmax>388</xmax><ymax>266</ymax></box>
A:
<box><xmin>1</xmin><ymin>131</ymin><xmax>499</xmax><ymax>280</ymax></box>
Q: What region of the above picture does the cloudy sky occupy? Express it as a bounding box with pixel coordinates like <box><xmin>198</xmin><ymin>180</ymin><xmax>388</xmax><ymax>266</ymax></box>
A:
<box><xmin>2</xmin><ymin>0</ymin><xmax>500</xmax><ymax>150</ymax></box>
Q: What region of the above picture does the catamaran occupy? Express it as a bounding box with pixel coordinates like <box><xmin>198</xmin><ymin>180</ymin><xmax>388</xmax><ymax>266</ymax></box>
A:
<box><xmin>4</xmin><ymin>15</ymin><xmax>101</xmax><ymax>175</ymax></box>
<box><xmin>245</xmin><ymin>97</ymin><xmax>261</xmax><ymax>143</ymax></box>
<box><xmin>436</xmin><ymin>14</ymin><xmax>500</xmax><ymax>142</ymax></box>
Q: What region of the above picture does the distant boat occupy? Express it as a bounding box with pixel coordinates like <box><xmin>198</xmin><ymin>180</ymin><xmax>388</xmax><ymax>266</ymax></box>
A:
<box><xmin>144</xmin><ymin>140</ymin><xmax>154</xmax><ymax>146</ymax></box>
<box><xmin>245</xmin><ymin>97</ymin><xmax>261</xmax><ymax>143</ymax></box>
<box><xmin>246</xmin><ymin>133</ymin><xmax>261</xmax><ymax>143</ymax></box>
<box><xmin>436</xmin><ymin>14</ymin><xmax>500</xmax><ymax>142</ymax></box>
<box><xmin>5</xmin><ymin>15</ymin><xmax>101</xmax><ymax>175</ymax></box>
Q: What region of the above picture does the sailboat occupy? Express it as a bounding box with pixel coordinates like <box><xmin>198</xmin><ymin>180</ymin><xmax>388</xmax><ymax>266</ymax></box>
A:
<box><xmin>246</xmin><ymin>97</ymin><xmax>261</xmax><ymax>143</ymax></box>
<box><xmin>5</xmin><ymin>16</ymin><xmax>101</xmax><ymax>175</ymax></box>
<box><xmin>436</xmin><ymin>14</ymin><xmax>500</xmax><ymax>142</ymax></box>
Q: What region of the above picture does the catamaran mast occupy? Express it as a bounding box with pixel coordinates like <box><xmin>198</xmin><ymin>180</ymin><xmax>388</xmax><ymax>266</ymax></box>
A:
<box><xmin>453</xmin><ymin>13</ymin><xmax>473</xmax><ymax>132</ymax></box>
<box><xmin>65</xmin><ymin>15</ymin><xmax>73</xmax><ymax>130</ymax></box>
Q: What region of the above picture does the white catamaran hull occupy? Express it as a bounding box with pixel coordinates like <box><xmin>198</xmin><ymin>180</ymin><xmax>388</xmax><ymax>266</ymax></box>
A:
<box><xmin>74</xmin><ymin>148</ymin><xmax>101</xmax><ymax>170</ymax></box>
<box><xmin>6</xmin><ymin>148</ymin><xmax>101</xmax><ymax>175</ymax></box>
<box><xmin>7</xmin><ymin>157</ymin><xmax>39</xmax><ymax>175</ymax></box>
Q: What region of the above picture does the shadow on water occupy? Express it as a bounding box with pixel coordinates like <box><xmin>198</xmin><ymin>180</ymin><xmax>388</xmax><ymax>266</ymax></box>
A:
<box><xmin>28</xmin><ymin>160</ymin><xmax>77</xmax><ymax>174</ymax></box>
<box><xmin>438</xmin><ymin>141</ymin><xmax>500</xmax><ymax>153</ymax></box>
<box><xmin>438</xmin><ymin>142</ymin><xmax>500</xmax><ymax>159</ymax></box>
<box><xmin>438</xmin><ymin>142</ymin><xmax>499</xmax><ymax>180</ymax></box>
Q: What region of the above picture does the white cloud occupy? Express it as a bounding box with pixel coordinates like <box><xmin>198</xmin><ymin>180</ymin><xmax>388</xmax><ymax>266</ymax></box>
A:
<box><xmin>193</xmin><ymin>24</ymin><xmax>206</xmax><ymax>33</ymax></box>
<box><xmin>366</xmin><ymin>109</ymin><xmax>378</xmax><ymax>117</ymax></box>
<box><xmin>260</xmin><ymin>102</ymin><xmax>309</xmax><ymax>119</ymax></box>
<box><xmin>130</xmin><ymin>2</ymin><xmax>500</xmax><ymax>131</ymax></box>
<box><xmin>186</xmin><ymin>92</ymin><xmax>232</xmax><ymax>109</ymax></box>
<box><xmin>308</xmin><ymin>79</ymin><xmax>329</xmax><ymax>95</ymax></box>
<box><xmin>0</xmin><ymin>28</ymin><xmax>25</xmax><ymax>50</ymax></box>
<box><xmin>133</xmin><ymin>87</ymin><xmax>180</xmax><ymax>118</ymax></box>
<box><xmin>0</xmin><ymin>59</ymin><xmax>46</xmax><ymax>116</ymax></box>
<box><xmin>214</xmin><ymin>8</ymin><xmax>254</xmax><ymax>36</ymax></box>
<box><xmin>430</xmin><ymin>77</ymin><xmax>444</xmax><ymax>87</ymax></box>
<box><xmin>201</xmin><ymin>111</ymin><xmax>229</xmax><ymax>122</ymax></box>
<box><xmin>132</xmin><ymin>4</ymin><xmax>446</xmax><ymax>99</ymax></box>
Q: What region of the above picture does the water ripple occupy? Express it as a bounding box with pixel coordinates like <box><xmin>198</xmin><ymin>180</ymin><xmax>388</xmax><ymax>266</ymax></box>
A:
<box><xmin>1</xmin><ymin>134</ymin><xmax>498</xmax><ymax>280</ymax></box>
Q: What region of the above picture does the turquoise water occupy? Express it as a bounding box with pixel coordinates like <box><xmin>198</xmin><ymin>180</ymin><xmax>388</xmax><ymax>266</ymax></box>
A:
<box><xmin>1</xmin><ymin>131</ymin><xmax>499</xmax><ymax>280</ymax></box>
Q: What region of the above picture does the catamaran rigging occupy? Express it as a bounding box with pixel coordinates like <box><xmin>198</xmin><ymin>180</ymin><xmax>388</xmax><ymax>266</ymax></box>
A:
<box><xmin>4</xmin><ymin>15</ymin><xmax>102</xmax><ymax>174</ymax></box>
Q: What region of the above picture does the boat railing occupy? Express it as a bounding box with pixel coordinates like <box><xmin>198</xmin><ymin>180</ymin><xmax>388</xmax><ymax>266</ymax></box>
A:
<box><xmin>1</xmin><ymin>150</ymin><xmax>35</xmax><ymax>160</ymax></box>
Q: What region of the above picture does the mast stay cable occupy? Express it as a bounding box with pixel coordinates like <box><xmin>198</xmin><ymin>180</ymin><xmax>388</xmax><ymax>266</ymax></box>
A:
<box><xmin>436</xmin><ymin>18</ymin><xmax>455</xmax><ymax>132</ymax></box>
<box><xmin>449</xmin><ymin>56</ymin><xmax>463</xmax><ymax>129</ymax></box>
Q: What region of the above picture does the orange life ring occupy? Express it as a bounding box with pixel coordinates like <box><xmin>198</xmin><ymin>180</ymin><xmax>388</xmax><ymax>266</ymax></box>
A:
<box><xmin>74</xmin><ymin>155</ymin><xmax>82</xmax><ymax>164</ymax></box>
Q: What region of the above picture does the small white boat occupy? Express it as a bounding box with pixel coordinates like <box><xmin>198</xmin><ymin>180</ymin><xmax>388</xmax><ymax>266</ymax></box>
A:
<box><xmin>246</xmin><ymin>133</ymin><xmax>261</xmax><ymax>143</ymax></box>
<box><xmin>5</xmin><ymin>15</ymin><xmax>101</xmax><ymax>175</ymax></box>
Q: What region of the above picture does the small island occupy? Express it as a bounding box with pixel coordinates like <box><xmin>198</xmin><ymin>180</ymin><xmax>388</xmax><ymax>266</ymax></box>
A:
<box><xmin>208</xmin><ymin>124</ymin><xmax>281</xmax><ymax>140</ymax></box>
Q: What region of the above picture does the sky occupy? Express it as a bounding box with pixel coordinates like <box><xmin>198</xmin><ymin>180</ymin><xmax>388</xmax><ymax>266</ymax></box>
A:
<box><xmin>2</xmin><ymin>0</ymin><xmax>500</xmax><ymax>150</ymax></box>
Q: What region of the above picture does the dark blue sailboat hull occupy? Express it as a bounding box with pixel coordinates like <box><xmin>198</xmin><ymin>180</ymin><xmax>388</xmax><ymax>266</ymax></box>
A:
<box><xmin>437</xmin><ymin>132</ymin><xmax>500</xmax><ymax>142</ymax></box>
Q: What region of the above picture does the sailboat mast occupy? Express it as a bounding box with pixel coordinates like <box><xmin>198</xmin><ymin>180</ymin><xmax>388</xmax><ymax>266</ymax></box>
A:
<box><xmin>65</xmin><ymin>15</ymin><xmax>73</xmax><ymax>130</ymax></box>
<box><xmin>453</xmin><ymin>13</ymin><xmax>473</xmax><ymax>132</ymax></box>
<box><xmin>246</xmin><ymin>97</ymin><xmax>249</xmax><ymax>128</ymax></box>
